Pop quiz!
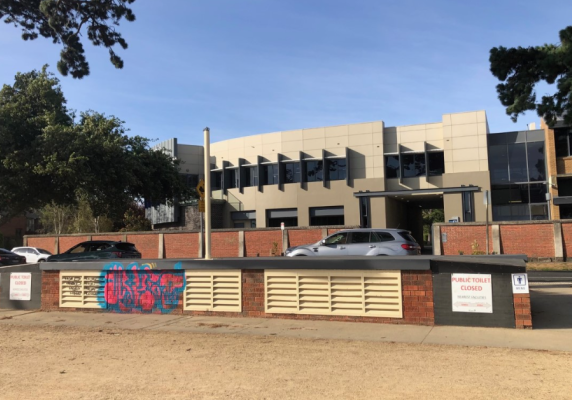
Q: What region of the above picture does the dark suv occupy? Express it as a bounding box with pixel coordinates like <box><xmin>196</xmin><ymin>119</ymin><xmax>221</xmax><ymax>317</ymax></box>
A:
<box><xmin>47</xmin><ymin>241</ymin><xmax>142</xmax><ymax>262</ymax></box>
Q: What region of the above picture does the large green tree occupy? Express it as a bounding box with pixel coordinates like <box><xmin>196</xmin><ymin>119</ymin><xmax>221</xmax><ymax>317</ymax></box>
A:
<box><xmin>0</xmin><ymin>66</ymin><xmax>192</xmax><ymax>226</ymax></box>
<box><xmin>0</xmin><ymin>0</ymin><xmax>136</xmax><ymax>78</ymax></box>
<box><xmin>490</xmin><ymin>26</ymin><xmax>572</xmax><ymax>128</ymax></box>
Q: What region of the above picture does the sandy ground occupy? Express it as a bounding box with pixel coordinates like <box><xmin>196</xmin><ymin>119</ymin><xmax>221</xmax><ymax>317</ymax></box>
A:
<box><xmin>0</xmin><ymin>324</ymin><xmax>571</xmax><ymax>400</ymax></box>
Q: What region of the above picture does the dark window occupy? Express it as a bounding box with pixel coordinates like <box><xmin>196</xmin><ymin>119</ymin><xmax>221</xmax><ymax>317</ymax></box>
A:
<box><xmin>401</xmin><ymin>153</ymin><xmax>426</xmax><ymax>178</ymax></box>
<box><xmin>69</xmin><ymin>244</ymin><xmax>90</xmax><ymax>253</ymax></box>
<box><xmin>310</xmin><ymin>215</ymin><xmax>344</xmax><ymax>226</ymax></box>
<box><xmin>234</xmin><ymin>222</ymin><xmax>245</xmax><ymax>228</ymax></box>
<box><xmin>507</xmin><ymin>143</ymin><xmax>528</xmax><ymax>182</ymax></box>
<box><xmin>491</xmin><ymin>183</ymin><xmax>548</xmax><ymax>221</ymax></box>
<box><xmin>262</xmin><ymin>164</ymin><xmax>278</xmax><ymax>185</ymax></box>
<box><xmin>385</xmin><ymin>155</ymin><xmax>399</xmax><ymax>178</ymax></box>
<box><xmin>115</xmin><ymin>243</ymin><xmax>137</xmax><ymax>251</ymax></box>
<box><xmin>228</xmin><ymin>169</ymin><xmax>238</xmax><ymax>189</ymax></box>
<box><xmin>284</xmin><ymin>162</ymin><xmax>301</xmax><ymax>183</ymax></box>
<box><xmin>327</xmin><ymin>159</ymin><xmax>347</xmax><ymax>181</ymax></box>
<box><xmin>359</xmin><ymin>197</ymin><xmax>370</xmax><ymax>228</ymax></box>
<box><xmin>555</xmin><ymin>128</ymin><xmax>571</xmax><ymax>157</ymax></box>
<box><xmin>560</xmin><ymin>204</ymin><xmax>572</xmax><ymax>219</ymax></box>
<box><xmin>557</xmin><ymin>178</ymin><xmax>572</xmax><ymax>196</ymax></box>
<box><xmin>371</xmin><ymin>232</ymin><xmax>395</xmax><ymax>242</ymax></box>
<box><xmin>349</xmin><ymin>232</ymin><xmax>370</xmax><ymax>243</ymax></box>
<box><xmin>462</xmin><ymin>192</ymin><xmax>474</xmax><ymax>222</ymax></box>
<box><xmin>268</xmin><ymin>217</ymin><xmax>298</xmax><ymax>227</ymax></box>
<box><xmin>186</xmin><ymin>174</ymin><xmax>199</xmax><ymax>188</ymax></box>
<box><xmin>398</xmin><ymin>232</ymin><xmax>417</xmax><ymax>243</ymax></box>
<box><xmin>324</xmin><ymin>233</ymin><xmax>347</xmax><ymax>245</ymax></box>
<box><xmin>211</xmin><ymin>171</ymin><xmax>222</xmax><ymax>190</ymax></box>
<box><xmin>427</xmin><ymin>152</ymin><xmax>445</xmax><ymax>176</ymax></box>
<box><xmin>245</xmin><ymin>167</ymin><xmax>258</xmax><ymax>187</ymax></box>
<box><xmin>305</xmin><ymin>160</ymin><xmax>323</xmax><ymax>182</ymax></box>
<box><xmin>526</xmin><ymin>141</ymin><xmax>545</xmax><ymax>182</ymax></box>
<box><xmin>488</xmin><ymin>145</ymin><xmax>509</xmax><ymax>184</ymax></box>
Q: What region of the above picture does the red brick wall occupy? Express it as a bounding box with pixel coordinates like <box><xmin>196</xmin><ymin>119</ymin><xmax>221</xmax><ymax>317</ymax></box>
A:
<box><xmin>211</xmin><ymin>231</ymin><xmax>239</xmax><ymax>258</ymax></box>
<box><xmin>327</xmin><ymin>228</ymin><xmax>344</xmax><ymax>235</ymax></box>
<box><xmin>59</xmin><ymin>236</ymin><xmax>91</xmax><ymax>253</ymax></box>
<box><xmin>289</xmin><ymin>229</ymin><xmax>323</xmax><ymax>247</ymax></box>
<box><xmin>126</xmin><ymin>234</ymin><xmax>159</xmax><ymax>258</ymax></box>
<box><xmin>27</xmin><ymin>237</ymin><xmax>57</xmax><ymax>254</ymax></box>
<box><xmin>514</xmin><ymin>293</ymin><xmax>532</xmax><ymax>329</ymax></box>
<box><xmin>164</xmin><ymin>233</ymin><xmax>199</xmax><ymax>258</ymax></box>
<box><xmin>245</xmin><ymin>231</ymin><xmax>282</xmax><ymax>257</ymax></box>
<box><xmin>440</xmin><ymin>226</ymin><xmax>492</xmax><ymax>255</ymax></box>
<box><xmin>561</xmin><ymin>223</ymin><xmax>572</xmax><ymax>259</ymax></box>
<box><xmin>95</xmin><ymin>235</ymin><xmax>123</xmax><ymax>242</ymax></box>
<box><xmin>41</xmin><ymin>271</ymin><xmax>60</xmax><ymax>311</ymax></box>
<box><xmin>499</xmin><ymin>224</ymin><xmax>554</xmax><ymax>258</ymax></box>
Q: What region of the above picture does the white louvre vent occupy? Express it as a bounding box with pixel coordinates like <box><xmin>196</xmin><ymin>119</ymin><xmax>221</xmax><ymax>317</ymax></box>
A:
<box><xmin>184</xmin><ymin>270</ymin><xmax>242</xmax><ymax>312</ymax></box>
<box><xmin>60</xmin><ymin>271</ymin><xmax>106</xmax><ymax>309</ymax></box>
<box><xmin>265</xmin><ymin>270</ymin><xmax>402</xmax><ymax>318</ymax></box>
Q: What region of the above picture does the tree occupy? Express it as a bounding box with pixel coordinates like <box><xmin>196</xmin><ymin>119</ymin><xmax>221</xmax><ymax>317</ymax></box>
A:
<box><xmin>490</xmin><ymin>26</ymin><xmax>572</xmax><ymax>128</ymax></box>
<box><xmin>119</xmin><ymin>202</ymin><xmax>151</xmax><ymax>232</ymax></box>
<box><xmin>0</xmin><ymin>0</ymin><xmax>136</xmax><ymax>79</ymax></box>
<box><xmin>0</xmin><ymin>66</ymin><xmax>193</xmax><ymax>226</ymax></box>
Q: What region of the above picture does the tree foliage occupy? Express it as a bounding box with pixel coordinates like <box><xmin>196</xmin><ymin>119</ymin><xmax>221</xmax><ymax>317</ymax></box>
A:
<box><xmin>490</xmin><ymin>26</ymin><xmax>572</xmax><ymax>128</ymax></box>
<box><xmin>0</xmin><ymin>0</ymin><xmax>136</xmax><ymax>78</ymax></box>
<box><xmin>0</xmin><ymin>66</ymin><xmax>193</xmax><ymax>226</ymax></box>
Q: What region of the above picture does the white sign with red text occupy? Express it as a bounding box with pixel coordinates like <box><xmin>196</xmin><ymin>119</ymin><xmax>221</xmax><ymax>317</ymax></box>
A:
<box><xmin>451</xmin><ymin>273</ymin><xmax>493</xmax><ymax>313</ymax></box>
<box><xmin>10</xmin><ymin>273</ymin><xmax>31</xmax><ymax>301</ymax></box>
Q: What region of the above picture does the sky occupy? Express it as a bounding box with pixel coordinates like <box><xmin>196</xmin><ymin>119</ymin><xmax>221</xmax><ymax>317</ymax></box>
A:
<box><xmin>1</xmin><ymin>0</ymin><xmax>571</xmax><ymax>146</ymax></box>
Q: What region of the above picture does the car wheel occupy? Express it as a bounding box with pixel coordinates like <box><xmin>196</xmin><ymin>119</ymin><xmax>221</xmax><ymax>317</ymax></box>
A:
<box><xmin>294</xmin><ymin>254</ymin><xmax>307</xmax><ymax>256</ymax></box>
<box><xmin>38</xmin><ymin>259</ymin><xmax>45</xmax><ymax>263</ymax></box>
<box><xmin>377</xmin><ymin>254</ymin><xmax>388</xmax><ymax>256</ymax></box>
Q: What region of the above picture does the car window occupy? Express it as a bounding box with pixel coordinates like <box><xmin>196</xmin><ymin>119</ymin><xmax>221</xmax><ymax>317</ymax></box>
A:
<box><xmin>115</xmin><ymin>243</ymin><xmax>137</xmax><ymax>251</ymax></box>
<box><xmin>372</xmin><ymin>232</ymin><xmax>395</xmax><ymax>242</ymax></box>
<box><xmin>350</xmin><ymin>232</ymin><xmax>370</xmax><ymax>244</ymax></box>
<box><xmin>324</xmin><ymin>233</ymin><xmax>347</xmax><ymax>245</ymax></box>
<box><xmin>38</xmin><ymin>249</ymin><xmax>52</xmax><ymax>255</ymax></box>
<box><xmin>91</xmin><ymin>243</ymin><xmax>111</xmax><ymax>251</ymax></box>
<box><xmin>398</xmin><ymin>232</ymin><xmax>417</xmax><ymax>243</ymax></box>
<box><xmin>69</xmin><ymin>244</ymin><xmax>90</xmax><ymax>254</ymax></box>
<box><xmin>0</xmin><ymin>248</ymin><xmax>12</xmax><ymax>254</ymax></box>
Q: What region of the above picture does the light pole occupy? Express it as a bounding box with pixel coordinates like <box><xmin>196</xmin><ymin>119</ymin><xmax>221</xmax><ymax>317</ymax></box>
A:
<box><xmin>204</xmin><ymin>127</ymin><xmax>212</xmax><ymax>260</ymax></box>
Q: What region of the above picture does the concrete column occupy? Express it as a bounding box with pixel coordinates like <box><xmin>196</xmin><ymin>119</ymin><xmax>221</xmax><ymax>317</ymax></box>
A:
<box><xmin>492</xmin><ymin>225</ymin><xmax>501</xmax><ymax>255</ymax></box>
<box><xmin>282</xmin><ymin>229</ymin><xmax>289</xmax><ymax>255</ymax></box>
<box><xmin>122</xmin><ymin>234</ymin><xmax>127</xmax><ymax>242</ymax></box>
<box><xmin>158</xmin><ymin>233</ymin><xmax>164</xmax><ymax>259</ymax></box>
<box><xmin>554</xmin><ymin>222</ymin><xmax>564</xmax><ymax>261</ymax></box>
<box><xmin>87</xmin><ymin>235</ymin><xmax>92</xmax><ymax>241</ymax></box>
<box><xmin>238</xmin><ymin>230</ymin><xmax>245</xmax><ymax>258</ymax></box>
<box><xmin>321</xmin><ymin>228</ymin><xmax>328</xmax><ymax>239</ymax></box>
<box><xmin>23</xmin><ymin>236</ymin><xmax>28</xmax><ymax>246</ymax></box>
<box><xmin>432</xmin><ymin>225</ymin><xmax>441</xmax><ymax>255</ymax></box>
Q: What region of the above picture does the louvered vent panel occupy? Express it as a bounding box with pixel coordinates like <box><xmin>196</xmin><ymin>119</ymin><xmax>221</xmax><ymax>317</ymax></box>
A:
<box><xmin>265</xmin><ymin>270</ymin><xmax>402</xmax><ymax>318</ymax></box>
<box><xmin>184</xmin><ymin>270</ymin><xmax>241</xmax><ymax>312</ymax></box>
<box><xmin>60</xmin><ymin>271</ymin><xmax>106</xmax><ymax>308</ymax></box>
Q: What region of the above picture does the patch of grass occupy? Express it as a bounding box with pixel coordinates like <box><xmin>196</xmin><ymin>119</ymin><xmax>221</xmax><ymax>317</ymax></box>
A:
<box><xmin>526</xmin><ymin>262</ymin><xmax>572</xmax><ymax>271</ymax></box>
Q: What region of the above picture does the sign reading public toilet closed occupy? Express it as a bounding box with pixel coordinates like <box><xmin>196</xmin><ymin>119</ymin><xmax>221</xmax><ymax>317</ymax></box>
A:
<box><xmin>9</xmin><ymin>272</ymin><xmax>32</xmax><ymax>301</ymax></box>
<box><xmin>451</xmin><ymin>274</ymin><xmax>493</xmax><ymax>313</ymax></box>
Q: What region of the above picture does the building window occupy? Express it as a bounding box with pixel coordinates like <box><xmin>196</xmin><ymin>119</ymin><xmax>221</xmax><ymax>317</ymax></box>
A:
<box><xmin>527</xmin><ymin>142</ymin><xmax>545</xmax><ymax>181</ymax></box>
<box><xmin>262</xmin><ymin>164</ymin><xmax>278</xmax><ymax>185</ymax></box>
<box><xmin>560</xmin><ymin>204</ymin><xmax>572</xmax><ymax>219</ymax></box>
<box><xmin>231</xmin><ymin>211</ymin><xmax>256</xmax><ymax>228</ymax></box>
<box><xmin>245</xmin><ymin>167</ymin><xmax>258</xmax><ymax>187</ymax></box>
<box><xmin>228</xmin><ymin>169</ymin><xmax>238</xmax><ymax>189</ymax></box>
<box><xmin>310</xmin><ymin>206</ymin><xmax>344</xmax><ymax>226</ymax></box>
<box><xmin>557</xmin><ymin>178</ymin><xmax>572</xmax><ymax>196</ymax></box>
<box><xmin>427</xmin><ymin>152</ymin><xmax>445</xmax><ymax>176</ymax></box>
<box><xmin>267</xmin><ymin>209</ymin><xmax>298</xmax><ymax>227</ymax></box>
<box><xmin>327</xmin><ymin>159</ymin><xmax>347</xmax><ymax>181</ymax></box>
<box><xmin>401</xmin><ymin>153</ymin><xmax>426</xmax><ymax>178</ymax></box>
<box><xmin>284</xmin><ymin>162</ymin><xmax>301</xmax><ymax>183</ymax></box>
<box><xmin>305</xmin><ymin>160</ymin><xmax>323</xmax><ymax>182</ymax></box>
<box><xmin>492</xmin><ymin>183</ymin><xmax>548</xmax><ymax>221</ymax></box>
<box><xmin>488</xmin><ymin>140</ymin><xmax>545</xmax><ymax>184</ymax></box>
<box><xmin>385</xmin><ymin>155</ymin><xmax>399</xmax><ymax>178</ymax></box>
<box><xmin>185</xmin><ymin>174</ymin><xmax>199</xmax><ymax>188</ymax></box>
<box><xmin>211</xmin><ymin>171</ymin><xmax>222</xmax><ymax>190</ymax></box>
<box><xmin>359</xmin><ymin>197</ymin><xmax>370</xmax><ymax>228</ymax></box>
<box><xmin>555</xmin><ymin>128</ymin><xmax>572</xmax><ymax>157</ymax></box>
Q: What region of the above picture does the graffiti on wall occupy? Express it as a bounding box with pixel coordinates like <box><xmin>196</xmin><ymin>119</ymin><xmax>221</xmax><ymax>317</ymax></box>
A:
<box><xmin>101</xmin><ymin>261</ymin><xmax>186</xmax><ymax>313</ymax></box>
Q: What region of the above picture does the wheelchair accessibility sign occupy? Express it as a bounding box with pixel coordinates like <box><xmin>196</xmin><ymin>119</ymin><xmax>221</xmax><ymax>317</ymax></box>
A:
<box><xmin>511</xmin><ymin>273</ymin><xmax>529</xmax><ymax>294</ymax></box>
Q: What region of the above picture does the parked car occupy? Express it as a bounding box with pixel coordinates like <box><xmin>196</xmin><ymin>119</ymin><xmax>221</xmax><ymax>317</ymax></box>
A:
<box><xmin>47</xmin><ymin>241</ymin><xmax>142</xmax><ymax>262</ymax></box>
<box><xmin>284</xmin><ymin>228</ymin><xmax>421</xmax><ymax>257</ymax></box>
<box><xmin>0</xmin><ymin>248</ymin><xmax>27</xmax><ymax>266</ymax></box>
<box><xmin>11</xmin><ymin>247</ymin><xmax>52</xmax><ymax>263</ymax></box>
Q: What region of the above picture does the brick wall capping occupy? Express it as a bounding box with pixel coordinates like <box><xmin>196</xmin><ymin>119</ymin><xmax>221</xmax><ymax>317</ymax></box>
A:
<box><xmin>24</xmin><ymin>225</ymin><xmax>361</xmax><ymax>239</ymax></box>
<box><xmin>39</xmin><ymin>254</ymin><xmax>526</xmax><ymax>272</ymax></box>
<box><xmin>435</xmin><ymin>220</ymin><xmax>572</xmax><ymax>226</ymax></box>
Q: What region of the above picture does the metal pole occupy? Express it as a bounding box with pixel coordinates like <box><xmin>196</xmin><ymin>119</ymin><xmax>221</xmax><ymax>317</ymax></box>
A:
<box><xmin>199</xmin><ymin>209</ymin><xmax>203</xmax><ymax>258</ymax></box>
<box><xmin>485</xmin><ymin>202</ymin><xmax>490</xmax><ymax>255</ymax></box>
<box><xmin>204</xmin><ymin>127</ymin><xmax>212</xmax><ymax>260</ymax></box>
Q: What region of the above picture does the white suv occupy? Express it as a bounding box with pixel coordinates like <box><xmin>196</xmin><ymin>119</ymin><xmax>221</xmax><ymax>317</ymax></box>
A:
<box><xmin>11</xmin><ymin>247</ymin><xmax>52</xmax><ymax>263</ymax></box>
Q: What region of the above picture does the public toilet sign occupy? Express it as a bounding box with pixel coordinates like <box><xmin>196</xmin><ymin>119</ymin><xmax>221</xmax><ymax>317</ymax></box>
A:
<box><xmin>10</xmin><ymin>272</ymin><xmax>31</xmax><ymax>301</ymax></box>
<box><xmin>451</xmin><ymin>273</ymin><xmax>493</xmax><ymax>313</ymax></box>
<box><xmin>511</xmin><ymin>273</ymin><xmax>529</xmax><ymax>294</ymax></box>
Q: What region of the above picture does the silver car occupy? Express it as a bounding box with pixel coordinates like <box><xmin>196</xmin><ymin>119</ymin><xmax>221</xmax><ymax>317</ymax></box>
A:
<box><xmin>284</xmin><ymin>229</ymin><xmax>421</xmax><ymax>257</ymax></box>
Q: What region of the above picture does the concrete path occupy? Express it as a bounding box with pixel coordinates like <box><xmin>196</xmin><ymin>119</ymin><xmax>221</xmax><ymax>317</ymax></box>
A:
<box><xmin>1</xmin><ymin>283</ymin><xmax>571</xmax><ymax>352</ymax></box>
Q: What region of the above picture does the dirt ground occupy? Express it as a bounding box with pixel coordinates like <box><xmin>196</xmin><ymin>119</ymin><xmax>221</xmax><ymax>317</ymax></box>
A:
<box><xmin>527</xmin><ymin>262</ymin><xmax>572</xmax><ymax>271</ymax></box>
<box><xmin>0</xmin><ymin>324</ymin><xmax>571</xmax><ymax>399</ymax></box>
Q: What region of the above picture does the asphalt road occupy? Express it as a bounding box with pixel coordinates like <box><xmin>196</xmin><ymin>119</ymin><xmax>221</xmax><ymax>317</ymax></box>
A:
<box><xmin>528</xmin><ymin>271</ymin><xmax>572</xmax><ymax>282</ymax></box>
